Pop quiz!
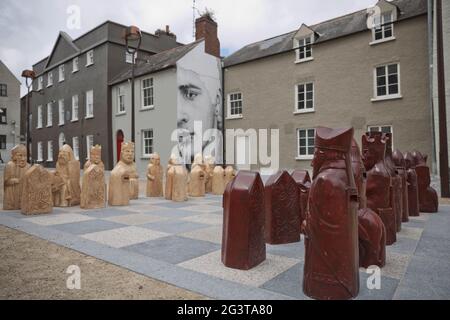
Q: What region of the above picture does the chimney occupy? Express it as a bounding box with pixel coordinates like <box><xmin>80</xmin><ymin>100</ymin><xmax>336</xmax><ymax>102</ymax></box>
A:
<box><xmin>155</xmin><ymin>25</ymin><xmax>177</xmax><ymax>41</ymax></box>
<box><xmin>195</xmin><ymin>15</ymin><xmax>220</xmax><ymax>58</ymax></box>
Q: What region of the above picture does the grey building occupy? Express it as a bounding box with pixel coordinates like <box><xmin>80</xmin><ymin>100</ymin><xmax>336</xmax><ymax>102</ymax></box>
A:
<box><xmin>27</xmin><ymin>21</ymin><xmax>181</xmax><ymax>170</ymax></box>
<box><xmin>0</xmin><ymin>60</ymin><xmax>21</xmax><ymax>163</ymax></box>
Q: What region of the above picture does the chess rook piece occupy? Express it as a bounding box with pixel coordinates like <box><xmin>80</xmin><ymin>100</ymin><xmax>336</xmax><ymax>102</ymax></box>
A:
<box><xmin>351</xmin><ymin>139</ymin><xmax>386</xmax><ymax>268</ymax></box>
<box><xmin>21</xmin><ymin>165</ymin><xmax>53</xmax><ymax>215</ymax></box>
<box><xmin>362</xmin><ymin>132</ymin><xmax>396</xmax><ymax>245</ymax></box>
<box><xmin>290</xmin><ymin>169</ymin><xmax>311</xmax><ymax>227</ymax></box>
<box><xmin>146</xmin><ymin>153</ymin><xmax>164</xmax><ymax>197</ymax></box>
<box><xmin>412</xmin><ymin>151</ymin><xmax>438</xmax><ymax>213</ymax></box>
<box><xmin>81</xmin><ymin>164</ymin><xmax>106</xmax><ymax>209</ymax></box>
<box><xmin>303</xmin><ymin>127</ymin><xmax>359</xmax><ymax>300</ymax></box>
<box><xmin>189</xmin><ymin>153</ymin><xmax>206</xmax><ymax>197</ymax></box>
<box><xmin>212</xmin><ymin>166</ymin><xmax>226</xmax><ymax>195</ymax></box>
<box><xmin>265</xmin><ymin>170</ymin><xmax>301</xmax><ymax>244</ymax></box>
<box><xmin>204</xmin><ymin>156</ymin><xmax>215</xmax><ymax>193</ymax></box>
<box><xmin>385</xmin><ymin>133</ymin><xmax>403</xmax><ymax>232</ymax></box>
<box><xmin>108</xmin><ymin>142</ymin><xmax>136</xmax><ymax>206</ymax></box>
<box><xmin>222</xmin><ymin>171</ymin><xmax>266</xmax><ymax>270</ymax></box>
<box><xmin>224</xmin><ymin>166</ymin><xmax>236</xmax><ymax>188</ymax></box>
<box><xmin>3</xmin><ymin>144</ymin><xmax>30</xmax><ymax>210</ymax></box>
<box><xmin>404</xmin><ymin>152</ymin><xmax>420</xmax><ymax>217</ymax></box>
<box><xmin>52</xmin><ymin>144</ymin><xmax>81</xmax><ymax>207</ymax></box>
<box><xmin>83</xmin><ymin>144</ymin><xmax>104</xmax><ymax>171</ymax></box>
<box><xmin>392</xmin><ymin>150</ymin><xmax>409</xmax><ymax>223</ymax></box>
<box><xmin>171</xmin><ymin>165</ymin><xmax>188</xmax><ymax>202</ymax></box>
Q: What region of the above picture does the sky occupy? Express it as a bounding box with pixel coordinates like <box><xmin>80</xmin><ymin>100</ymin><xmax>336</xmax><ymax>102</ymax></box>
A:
<box><xmin>0</xmin><ymin>0</ymin><xmax>377</xmax><ymax>96</ymax></box>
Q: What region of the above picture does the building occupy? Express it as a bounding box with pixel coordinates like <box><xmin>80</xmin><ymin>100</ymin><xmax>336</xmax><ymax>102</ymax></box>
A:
<box><xmin>110</xmin><ymin>16</ymin><xmax>222</xmax><ymax>175</ymax></box>
<box><xmin>27</xmin><ymin>21</ymin><xmax>181</xmax><ymax>170</ymax></box>
<box><xmin>223</xmin><ymin>0</ymin><xmax>431</xmax><ymax>173</ymax></box>
<box><xmin>0</xmin><ymin>60</ymin><xmax>21</xmax><ymax>163</ymax></box>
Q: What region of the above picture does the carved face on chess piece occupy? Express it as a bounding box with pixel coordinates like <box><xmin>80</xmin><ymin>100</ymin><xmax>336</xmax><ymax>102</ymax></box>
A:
<box><xmin>90</xmin><ymin>145</ymin><xmax>102</xmax><ymax>165</ymax></box>
<box><xmin>121</xmin><ymin>142</ymin><xmax>135</xmax><ymax>165</ymax></box>
<box><xmin>58</xmin><ymin>145</ymin><xmax>72</xmax><ymax>166</ymax></box>
<box><xmin>152</xmin><ymin>153</ymin><xmax>161</xmax><ymax>166</ymax></box>
<box><xmin>12</xmin><ymin>145</ymin><xmax>28</xmax><ymax>168</ymax></box>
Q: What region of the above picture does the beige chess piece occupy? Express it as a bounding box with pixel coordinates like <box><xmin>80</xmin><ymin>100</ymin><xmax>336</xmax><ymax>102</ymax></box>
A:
<box><xmin>224</xmin><ymin>166</ymin><xmax>236</xmax><ymax>188</ymax></box>
<box><xmin>165</xmin><ymin>155</ymin><xmax>178</xmax><ymax>200</ymax></box>
<box><xmin>81</xmin><ymin>163</ymin><xmax>106</xmax><ymax>209</ymax></box>
<box><xmin>212</xmin><ymin>166</ymin><xmax>226</xmax><ymax>195</ymax></box>
<box><xmin>108</xmin><ymin>142</ymin><xmax>137</xmax><ymax>206</ymax></box>
<box><xmin>3</xmin><ymin>144</ymin><xmax>30</xmax><ymax>210</ymax></box>
<box><xmin>146</xmin><ymin>153</ymin><xmax>164</xmax><ymax>197</ymax></box>
<box><xmin>172</xmin><ymin>165</ymin><xmax>189</xmax><ymax>202</ymax></box>
<box><xmin>189</xmin><ymin>153</ymin><xmax>206</xmax><ymax>197</ymax></box>
<box><xmin>21</xmin><ymin>164</ymin><xmax>53</xmax><ymax>215</ymax></box>
<box><xmin>83</xmin><ymin>144</ymin><xmax>104</xmax><ymax>170</ymax></box>
<box><xmin>52</xmin><ymin>144</ymin><xmax>81</xmax><ymax>207</ymax></box>
<box><xmin>204</xmin><ymin>156</ymin><xmax>215</xmax><ymax>193</ymax></box>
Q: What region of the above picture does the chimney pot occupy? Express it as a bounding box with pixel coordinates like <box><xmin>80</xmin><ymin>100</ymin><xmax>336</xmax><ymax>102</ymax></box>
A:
<box><xmin>195</xmin><ymin>16</ymin><xmax>220</xmax><ymax>58</ymax></box>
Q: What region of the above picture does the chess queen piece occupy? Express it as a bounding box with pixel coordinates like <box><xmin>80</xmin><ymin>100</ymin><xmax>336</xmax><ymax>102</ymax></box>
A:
<box><xmin>290</xmin><ymin>169</ymin><xmax>311</xmax><ymax>227</ymax></box>
<box><xmin>21</xmin><ymin>165</ymin><xmax>53</xmax><ymax>215</ymax></box>
<box><xmin>189</xmin><ymin>153</ymin><xmax>206</xmax><ymax>197</ymax></box>
<box><xmin>392</xmin><ymin>149</ymin><xmax>409</xmax><ymax>223</ymax></box>
<box><xmin>212</xmin><ymin>166</ymin><xmax>226</xmax><ymax>195</ymax></box>
<box><xmin>146</xmin><ymin>153</ymin><xmax>164</xmax><ymax>197</ymax></box>
<box><xmin>303</xmin><ymin>127</ymin><xmax>359</xmax><ymax>300</ymax></box>
<box><xmin>404</xmin><ymin>152</ymin><xmax>420</xmax><ymax>217</ymax></box>
<box><xmin>52</xmin><ymin>144</ymin><xmax>81</xmax><ymax>207</ymax></box>
<box><xmin>204</xmin><ymin>156</ymin><xmax>215</xmax><ymax>193</ymax></box>
<box><xmin>385</xmin><ymin>133</ymin><xmax>403</xmax><ymax>232</ymax></box>
<box><xmin>83</xmin><ymin>144</ymin><xmax>104</xmax><ymax>171</ymax></box>
<box><xmin>108</xmin><ymin>141</ymin><xmax>136</xmax><ymax>206</ymax></box>
<box><xmin>412</xmin><ymin>151</ymin><xmax>438</xmax><ymax>213</ymax></box>
<box><xmin>3</xmin><ymin>144</ymin><xmax>30</xmax><ymax>210</ymax></box>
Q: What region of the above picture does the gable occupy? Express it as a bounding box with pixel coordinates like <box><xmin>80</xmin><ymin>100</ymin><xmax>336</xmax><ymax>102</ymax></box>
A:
<box><xmin>374</xmin><ymin>0</ymin><xmax>400</xmax><ymax>21</ymax></box>
<box><xmin>45</xmin><ymin>32</ymin><xmax>80</xmax><ymax>69</ymax></box>
<box><xmin>0</xmin><ymin>60</ymin><xmax>20</xmax><ymax>84</ymax></box>
<box><xmin>294</xmin><ymin>24</ymin><xmax>316</xmax><ymax>40</ymax></box>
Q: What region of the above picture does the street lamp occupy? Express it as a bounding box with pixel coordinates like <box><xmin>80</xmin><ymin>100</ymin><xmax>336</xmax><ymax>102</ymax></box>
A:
<box><xmin>123</xmin><ymin>26</ymin><xmax>142</xmax><ymax>143</ymax></box>
<box><xmin>21</xmin><ymin>69</ymin><xmax>36</xmax><ymax>164</ymax></box>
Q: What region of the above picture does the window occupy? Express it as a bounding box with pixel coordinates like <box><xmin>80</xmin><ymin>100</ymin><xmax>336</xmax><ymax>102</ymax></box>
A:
<box><xmin>59</xmin><ymin>132</ymin><xmax>66</xmax><ymax>148</ymax></box>
<box><xmin>368</xmin><ymin>125</ymin><xmax>394</xmax><ymax>148</ymax></box>
<box><xmin>58</xmin><ymin>99</ymin><xmax>65</xmax><ymax>125</ymax></box>
<box><xmin>126</xmin><ymin>52</ymin><xmax>137</xmax><ymax>64</ymax></box>
<box><xmin>86</xmin><ymin>50</ymin><xmax>94</xmax><ymax>66</ymax></box>
<box><xmin>47</xmin><ymin>72</ymin><xmax>53</xmax><ymax>87</ymax></box>
<box><xmin>0</xmin><ymin>84</ymin><xmax>7</xmax><ymax>96</ymax></box>
<box><xmin>296</xmin><ymin>82</ymin><xmax>314</xmax><ymax>112</ymax></box>
<box><xmin>297</xmin><ymin>128</ymin><xmax>315</xmax><ymax>160</ymax></box>
<box><xmin>37</xmin><ymin>105</ymin><xmax>43</xmax><ymax>128</ymax></box>
<box><xmin>72</xmin><ymin>137</ymin><xmax>79</xmax><ymax>160</ymax></box>
<box><xmin>85</xmin><ymin>90</ymin><xmax>94</xmax><ymax>118</ymax></box>
<box><xmin>373</xmin><ymin>12</ymin><xmax>394</xmax><ymax>42</ymax></box>
<box><xmin>0</xmin><ymin>108</ymin><xmax>7</xmax><ymax>124</ymax></box>
<box><xmin>70</xmin><ymin>95</ymin><xmax>78</xmax><ymax>121</ymax></box>
<box><xmin>142</xmin><ymin>129</ymin><xmax>154</xmax><ymax>157</ymax></box>
<box><xmin>37</xmin><ymin>77</ymin><xmax>43</xmax><ymax>91</ymax></box>
<box><xmin>37</xmin><ymin>142</ymin><xmax>43</xmax><ymax>161</ymax></box>
<box><xmin>374</xmin><ymin>63</ymin><xmax>400</xmax><ymax>99</ymax></box>
<box><xmin>47</xmin><ymin>102</ymin><xmax>53</xmax><ymax>127</ymax></box>
<box><xmin>296</xmin><ymin>37</ymin><xmax>313</xmax><ymax>62</ymax></box>
<box><xmin>118</xmin><ymin>86</ymin><xmax>126</xmax><ymax>114</ymax></box>
<box><xmin>86</xmin><ymin>135</ymin><xmax>94</xmax><ymax>159</ymax></box>
<box><xmin>228</xmin><ymin>92</ymin><xmax>243</xmax><ymax>118</ymax></box>
<box><xmin>47</xmin><ymin>141</ymin><xmax>53</xmax><ymax>161</ymax></box>
<box><xmin>0</xmin><ymin>135</ymin><xmax>6</xmax><ymax>149</ymax></box>
<box><xmin>141</xmin><ymin>78</ymin><xmax>154</xmax><ymax>109</ymax></box>
<box><xmin>59</xmin><ymin>64</ymin><xmax>65</xmax><ymax>82</ymax></box>
<box><xmin>73</xmin><ymin>57</ymin><xmax>79</xmax><ymax>73</ymax></box>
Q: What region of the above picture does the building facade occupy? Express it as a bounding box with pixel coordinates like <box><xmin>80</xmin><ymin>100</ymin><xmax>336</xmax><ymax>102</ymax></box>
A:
<box><xmin>223</xmin><ymin>0</ymin><xmax>431</xmax><ymax>173</ymax></box>
<box><xmin>0</xmin><ymin>60</ymin><xmax>21</xmax><ymax>163</ymax></box>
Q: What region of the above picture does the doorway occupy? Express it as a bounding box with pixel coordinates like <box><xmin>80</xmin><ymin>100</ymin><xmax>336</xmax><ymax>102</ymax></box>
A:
<box><xmin>116</xmin><ymin>130</ymin><xmax>124</xmax><ymax>162</ymax></box>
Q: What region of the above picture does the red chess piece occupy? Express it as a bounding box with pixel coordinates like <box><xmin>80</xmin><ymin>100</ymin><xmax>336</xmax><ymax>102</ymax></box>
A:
<box><xmin>404</xmin><ymin>152</ymin><xmax>420</xmax><ymax>217</ymax></box>
<box><xmin>385</xmin><ymin>133</ymin><xmax>403</xmax><ymax>233</ymax></box>
<box><xmin>411</xmin><ymin>151</ymin><xmax>438</xmax><ymax>213</ymax></box>
<box><xmin>291</xmin><ymin>169</ymin><xmax>311</xmax><ymax>230</ymax></box>
<box><xmin>392</xmin><ymin>149</ymin><xmax>410</xmax><ymax>223</ymax></box>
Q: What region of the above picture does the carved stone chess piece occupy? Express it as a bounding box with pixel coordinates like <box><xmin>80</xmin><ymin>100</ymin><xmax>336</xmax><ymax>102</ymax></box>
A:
<box><xmin>222</xmin><ymin>171</ymin><xmax>266</xmax><ymax>270</ymax></box>
<box><xmin>146</xmin><ymin>153</ymin><xmax>164</xmax><ymax>197</ymax></box>
<box><xmin>165</xmin><ymin>155</ymin><xmax>178</xmax><ymax>200</ymax></box>
<box><xmin>81</xmin><ymin>164</ymin><xmax>105</xmax><ymax>209</ymax></box>
<box><xmin>303</xmin><ymin>127</ymin><xmax>359</xmax><ymax>300</ymax></box>
<box><xmin>404</xmin><ymin>152</ymin><xmax>420</xmax><ymax>217</ymax></box>
<box><xmin>224</xmin><ymin>166</ymin><xmax>236</xmax><ymax>188</ymax></box>
<box><xmin>204</xmin><ymin>156</ymin><xmax>215</xmax><ymax>193</ymax></box>
<box><xmin>385</xmin><ymin>133</ymin><xmax>403</xmax><ymax>232</ymax></box>
<box><xmin>392</xmin><ymin>150</ymin><xmax>409</xmax><ymax>223</ymax></box>
<box><xmin>290</xmin><ymin>169</ymin><xmax>311</xmax><ymax>227</ymax></box>
<box><xmin>412</xmin><ymin>151</ymin><xmax>438</xmax><ymax>213</ymax></box>
<box><xmin>362</xmin><ymin>132</ymin><xmax>396</xmax><ymax>245</ymax></box>
<box><xmin>265</xmin><ymin>170</ymin><xmax>300</xmax><ymax>245</ymax></box>
<box><xmin>171</xmin><ymin>165</ymin><xmax>189</xmax><ymax>202</ymax></box>
<box><xmin>21</xmin><ymin>165</ymin><xmax>53</xmax><ymax>215</ymax></box>
<box><xmin>189</xmin><ymin>153</ymin><xmax>206</xmax><ymax>197</ymax></box>
<box><xmin>52</xmin><ymin>144</ymin><xmax>81</xmax><ymax>207</ymax></box>
<box><xmin>212</xmin><ymin>166</ymin><xmax>226</xmax><ymax>195</ymax></box>
<box><xmin>83</xmin><ymin>144</ymin><xmax>104</xmax><ymax>171</ymax></box>
<box><xmin>3</xmin><ymin>144</ymin><xmax>30</xmax><ymax>210</ymax></box>
<box><xmin>108</xmin><ymin>142</ymin><xmax>136</xmax><ymax>206</ymax></box>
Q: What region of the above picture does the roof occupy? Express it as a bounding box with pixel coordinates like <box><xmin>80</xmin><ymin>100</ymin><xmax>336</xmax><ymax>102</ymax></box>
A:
<box><xmin>0</xmin><ymin>60</ymin><xmax>21</xmax><ymax>84</ymax></box>
<box><xmin>109</xmin><ymin>40</ymin><xmax>201</xmax><ymax>86</ymax></box>
<box><xmin>224</xmin><ymin>0</ymin><xmax>427</xmax><ymax>67</ymax></box>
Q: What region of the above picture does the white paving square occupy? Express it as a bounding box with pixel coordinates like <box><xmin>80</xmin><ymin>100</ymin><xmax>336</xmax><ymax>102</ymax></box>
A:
<box><xmin>397</xmin><ymin>226</ymin><xmax>423</xmax><ymax>240</ymax></box>
<box><xmin>181</xmin><ymin>205</ymin><xmax>223</xmax><ymax>213</ymax></box>
<box><xmin>180</xmin><ymin>226</ymin><xmax>223</xmax><ymax>244</ymax></box>
<box><xmin>181</xmin><ymin>214</ymin><xmax>223</xmax><ymax>226</ymax></box>
<box><xmin>409</xmin><ymin>213</ymin><xmax>432</xmax><ymax>222</ymax></box>
<box><xmin>103</xmin><ymin>213</ymin><xmax>169</xmax><ymax>225</ymax></box>
<box><xmin>24</xmin><ymin>213</ymin><xmax>94</xmax><ymax>226</ymax></box>
<box><xmin>361</xmin><ymin>251</ymin><xmax>410</xmax><ymax>280</ymax></box>
<box><xmin>126</xmin><ymin>204</ymin><xmax>170</xmax><ymax>213</ymax></box>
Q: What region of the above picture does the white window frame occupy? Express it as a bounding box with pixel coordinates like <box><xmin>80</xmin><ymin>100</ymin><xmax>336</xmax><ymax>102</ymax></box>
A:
<box><xmin>141</xmin><ymin>78</ymin><xmax>154</xmax><ymax>110</ymax></box>
<box><xmin>37</xmin><ymin>76</ymin><xmax>43</xmax><ymax>91</ymax></box>
<box><xmin>72</xmin><ymin>136</ymin><xmax>80</xmax><ymax>160</ymax></box>
<box><xmin>296</xmin><ymin>128</ymin><xmax>315</xmax><ymax>160</ymax></box>
<box><xmin>47</xmin><ymin>141</ymin><xmax>53</xmax><ymax>162</ymax></box>
<box><xmin>117</xmin><ymin>86</ymin><xmax>126</xmax><ymax>114</ymax></box>
<box><xmin>367</xmin><ymin>125</ymin><xmax>394</xmax><ymax>149</ymax></box>
<box><xmin>372</xmin><ymin>63</ymin><xmax>402</xmax><ymax>101</ymax></box>
<box><xmin>227</xmin><ymin>92</ymin><xmax>243</xmax><ymax>119</ymax></box>
<box><xmin>71</xmin><ymin>95</ymin><xmax>78</xmax><ymax>121</ymax></box>
<box><xmin>59</xmin><ymin>133</ymin><xmax>66</xmax><ymax>149</ymax></box>
<box><xmin>59</xmin><ymin>64</ymin><xmax>65</xmax><ymax>82</ymax></box>
<box><xmin>86</xmin><ymin>135</ymin><xmax>94</xmax><ymax>160</ymax></box>
<box><xmin>142</xmin><ymin>129</ymin><xmax>154</xmax><ymax>158</ymax></box>
<box><xmin>58</xmin><ymin>99</ymin><xmax>65</xmax><ymax>126</ymax></box>
<box><xmin>125</xmin><ymin>52</ymin><xmax>137</xmax><ymax>64</ymax></box>
<box><xmin>37</xmin><ymin>142</ymin><xmax>43</xmax><ymax>162</ymax></box>
<box><xmin>295</xmin><ymin>36</ymin><xmax>313</xmax><ymax>63</ymax></box>
<box><xmin>37</xmin><ymin>105</ymin><xmax>43</xmax><ymax>129</ymax></box>
<box><xmin>85</xmin><ymin>90</ymin><xmax>94</xmax><ymax>118</ymax></box>
<box><xmin>295</xmin><ymin>82</ymin><xmax>315</xmax><ymax>114</ymax></box>
<box><xmin>47</xmin><ymin>72</ymin><xmax>53</xmax><ymax>87</ymax></box>
<box><xmin>46</xmin><ymin>102</ymin><xmax>53</xmax><ymax>127</ymax></box>
<box><xmin>72</xmin><ymin>57</ymin><xmax>79</xmax><ymax>73</ymax></box>
<box><xmin>371</xmin><ymin>11</ymin><xmax>395</xmax><ymax>45</ymax></box>
<box><xmin>86</xmin><ymin>50</ymin><xmax>94</xmax><ymax>66</ymax></box>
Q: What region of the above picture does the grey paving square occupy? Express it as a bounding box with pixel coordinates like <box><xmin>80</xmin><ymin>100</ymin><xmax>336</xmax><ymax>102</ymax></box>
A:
<box><xmin>362</xmin><ymin>251</ymin><xmax>410</xmax><ymax>280</ymax></box>
<box><xmin>397</xmin><ymin>226</ymin><xmax>423</xmax><ymax>240</ymax></box>
<box><xmin>103</xmin><ymin>213</ymin><xmax>169</xmax><ymax>226</ymax></box>
<box><xmin>266</xmin><ymin>240</ymin><xmax>305</xmax><ymax>260</ymax></box>
<box><xmin>357</xmin><ymin>273</ymin><xmax>399</xmax><ymax>300</ymax></box>
<box><xmin>53</xmin><ymin>219</ymin><xmax>126</xmax><ymax>235</ymax></box>
<box><xmin>182</xmin><ymin>213</ymin><xmax>223</xmax><ymax>225</ymax></box>
<box><xmin>387</xmin><ymin>236</ymin><xmax>418</xmax><ymax>255</ymax></box>
<box><xmin>403</xmin><ymin>220</ymin><xmax>426</xmax><ymax>229</ymax></box>
<box><xmin>24</xmin><ymin>213</ymin><xmax>94</xmax><ymax>226</ymax></box>
<box><xmin>421</xmin><ymin>214</ymin><xmax>450</xmax><ymax>240</ymax></box>
<box><xmin>414</xmin><ymin>235</ymin><xmax>450</xmax><ymax>261</ymax></box>
<box><xmin>156</xmin><ymin>201</ymin><xmax>194</xmax><ymax>209</ymax></box>
<box><xmin>182</xmin><ymin>205</ymin><xmax>223</xmax><ymax>213</ymax></box>
<box><xmin>141</xmin><ymin>220</ymin><xmax>210</xmax><ymax>234</ymax></box>
<box><xmin>261</xmin><ymin>263</ymin><xmax>309</xmax><ymax>300</ymax></box>
<box><xmin>148</xmin><ymin>208</ymin><xmax>203</xmax><ymax>219</ymax></box>
<box><xmin>78</xmin><ymin>208</ymin><xmax>136</xmax><ymax>218</ymax></box>
<box><xmin>180</xmin><ymin>226</ymin><xmax>223</xmax><ymax>244</ymax></box>
<box><xmin>124</xmin><ymin>236</ymin><xmax>220</xmax><ymax>264</ymax></box>
<box><xmin>401</xmin><ymin>255</ymin><xmax>450</xmax><ymax>289</ymax></box>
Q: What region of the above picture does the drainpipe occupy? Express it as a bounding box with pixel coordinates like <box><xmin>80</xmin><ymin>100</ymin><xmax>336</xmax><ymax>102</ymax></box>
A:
<box><xmin>221</xmin><ymin>59</ymin><xmax>225</xmax><ymax>165</ymax></box>
<box><xmin>428</xmin><ymin>0</ymin><xmax>437</xmax><ymax>174</ymax></box>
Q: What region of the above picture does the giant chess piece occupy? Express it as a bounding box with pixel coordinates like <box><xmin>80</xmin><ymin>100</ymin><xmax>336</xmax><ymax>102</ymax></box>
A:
<box><xmin>165</xmin><ymin>155</ymin><xmax>178</xmax><ymax>200</ymax></box>
<box><xmin>3</xmin><ymin>144</ymin><xmax>30</xmax><ymax>210</ymax></box>
<box><xmin>351</xmin><ymin>139</ymin><xmax>386</xmax><ymax>268</ymax></box>
<box><xmin>52</xmin><ymin>144</ymin><xmax>81</xmax><ymax>207</ymax></box>
<box><xmin>392</xmin><ymin>150</ymin><xmax>410</xmax><ymax>223</ymax></box>
<box><xmin>265</xmin><ymin>170</ymin><xmax>301</xmax><ymax>244</ymax></box>
<box><xmin>108</xmin><ymin>142</ymin><xmax>136</xmax><ymax>206</ymax></box>
<box><xmin>412</xmin><ymin>151</ymin><xmax>438</xmax><ymax>213</ymax></box>
<box><xmin>303</xmin><ymin>127</ymin><xmax>359</xmax><ymax>300</ymax></box>
<box><xmin>224</xmin><ymin>166</ymin><xmax>236</xmax><ymax>188</ymax></box>
<box><xmin>404</xmin><ymin>152</ymin><xmax>420</xmax><ymax>217</ymax></box>
<box><xmin>290</xmin><ymin>169</ymin><xmax>311</xmax><ymax>227</ymax></box>
<box><xmin>362</xmin><ymin>132</ymin><xmax>396</xmax><ymax>245</ymax></box>
<box><xmin>146</xmin><ymin>153</ymin><xmax>164</xmax><ymax>197</ymax></box>
<box><xmin>204</xmin><ymin>156</ymin><xmax>215</xmax><ymax>193</ymax></box>
<box><xmin>83</xmin><ymin>144</ymin><xmax>104</xmax><ymax>171</ymax></box>
<box><xmin>222</xmin><ymin>171</ymin><xmax>266</xmax><ymax>270</ymax></box>
<box><xmin>21</xmin><ymin>165</ymin><xmax>53</xmax><ymax>215</ymax></box>
<box><xmin>188</xmin><ymin>153</ymin><xmax>206</xmax><ymax>197</ymax></box>
<box><xmin>171</xmin><ymin>165</ymin><xmax>189</xmax><ymax>202</ymax></box>
<box><xmin>385</xmin><ymin>133</ymin><xmax>403</xmax><ymax>232</ymax></box>
<box><xmin>81</xmin><ymin>163</ymin><xmax>105</xmax><ymax>209</ymax></box>
<box><xmin>212</xmin><ymin>166</ymin><xmax>226</xmax><ymax>195</ymax></box>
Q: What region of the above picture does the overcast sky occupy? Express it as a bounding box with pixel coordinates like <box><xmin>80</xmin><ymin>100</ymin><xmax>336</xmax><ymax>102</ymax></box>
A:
<box><xmin>0</xmin><ymin>0</ymin><xmax>377</xmax><ymax>96</ymax></box>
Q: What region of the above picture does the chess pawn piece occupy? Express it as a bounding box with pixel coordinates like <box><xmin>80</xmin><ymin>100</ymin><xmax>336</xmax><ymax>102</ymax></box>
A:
<box><xmin>222</xmin><ymin>171</ymin><xmax>266</xmax><ymax>270</ymax></box>
<box><xmin>108</xmin><ymin>141</ymin><xmax>136</xmax><ymax>206</ymax></box>
<box><xmin>404</xmin><ymin>152</ymin><xmax>420</xmax><ymax>217</ymax></box>
<box><xmin>224</xmin><ymin>166</ymin><xmax>236</xmax><ymax>189</ymax></box>
<box><xmin>204</xmin><ymin>156</ymin><xmax>215</xmax><ymax>193</ymax></box>
<box><xmin>212</xmin><ymin>166</ymin><xmax>226</xmax><ymax>195</ymax></box>
<box><xmin>303</xmin><ymin>127</ymin><xmax>359</xmax><ymax>300</ymax></box>
<box><xmin>172</xmin><ymin>165</ymin><xmax>189</xmax><ymax>202</ymax></box>
<box><xmin>81</xmin><ymin>164</ymin><xmax>106</xmax><ymax>209</ymax></box>
<box><xmin>53</xmin><ymin>144</ymin><xmax>81</xmax><ymax>207</ymax></box>
<box><xmin>290</xmin><ymin>169</ymin><xmax>311</xmax><ymax>227</ymax></box>
<box><xmin>392</xmin><ymin>149</ymin><xmax>409</xmax><ymax>223</ymax></box>
<box><xmin>3</xmin><ymin>144</ymin><xmax>30</xmax><ymax>210</ymax></box>
<box><xmin>21</xmin><ymin>165</ymin><xmax>53</xmax><ymax>215</ymax></box>
<box><xmin>83</xmin><ymin>144</ymin><xmax>104</xmax><ymax>171</ymax></box>
<box><xmin>412</xmin><ymin>151</ymin><xmax>438</xmax><ymax>213</ymax></box>
<box><xmin>265</xmin><ymin>170</ymin><xmax>301</xmax><ymax>244</ymax></box>
<box><xmin>146</xmin><ymin>153</ymin><xmax>164</xmax><ymax>197</ymax></box>
<box><xmin>362</xmin><ymin>132</ymin><xmax>396</xmax><ymax>245</ymax></box>
<box><xmin>189</xmin><ymin>153</ymin><xmax>206</xmax><ymax>197</ymax></box>
<box><xmin>165</xmin><ymin>154</ymin><xmax>178</xmax><ymax>200</ymax></box>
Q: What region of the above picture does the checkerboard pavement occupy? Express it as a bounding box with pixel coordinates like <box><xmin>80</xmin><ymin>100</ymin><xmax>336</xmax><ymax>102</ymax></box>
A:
<box><xmin>1</xmin><ymin>192</ymin><xmax>449</xmax><ymax>300</ymax></box>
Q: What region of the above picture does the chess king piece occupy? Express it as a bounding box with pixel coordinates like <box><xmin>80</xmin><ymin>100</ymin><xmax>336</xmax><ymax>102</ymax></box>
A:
<box><xmin>392</xmin><ymin>150</ymin><xmax>410</xmax><ymax>223</ymax></box>
<box><xmin>3</xmin><ymin>144</ymin><xmax>30</xmax><ymax>210</ymax></box>
<box><xmin>404</xmin><ymin>152</ymin><xmax>420</xmax><ymax>217</ymax></box>
<box><xmin>222</xmin><ymin>171</ymin><xmax>266</xmax><ymax>270</ymax></box>
<box><xmin>146</xmin><ymin>153</ymin><xmax>164</xmax><ymax>197</ymax></box>
<box><xmin>290</xmin><ymin>169</ymin><xmax>311</xmax><ymax>228</ymax></box>
<box><xmin>81</xmin><ymin>162</ymin><xmax>106</xmax><ymax>209</ymax></box>
<box><xmin>385</xmin><ymin>133</ymin><xmax>403</xmax><ymax>232</ymax></box>
<box><xmin>204</xmin><ymin>156</ymin><xmax>215</xmax><ymax>193</ymax></box>
<box><xmin>212</xmin><ymin>166</ymin><xmax>226</xmax><ymax>195</ymax></box>
<box><xmin>265</xmin><ymin>170</ymin><xmax>301</xmax><ymax>244</ymax></box>
<box><xmin>351</xmin><ymin>139</ymin><xmax>386</xmax><ymax>268</ymax></box>
<box><xmin>412</xmin><ymin>151</ymin><xmax>438</xmax><ymax>213</ymax></box>
<box><xmin>165</xmin><ymin>154</ymin><xmax>178</xmax><ymax>200</ymax></box>
<box><xmin>108</xmin><ymin>142</ymin><xmax>136</xmax><ymax>206</ymax></box>
<box><xmin>21</xmin><ymin>164</ymin><xmax>53</xmax><ymax>215</ymax></box>
<box><xmin>362</xmin><ymin>132</ymin><xmax>396</xmax><ymax>245</ymax></box>
<box><xmin>303</xmin><ymin>127</ymin><xmax>359</xmax><ymax>300</ymax></box>
<box><xmin>188</xmin><ymin>153</ymin><xmax>206</xmax><ymax>197</ymax></box>
<box><xmin>224</xmin><ymin>166</ymin><xmax>236</xmax><ymax>188</ymax></box>
<box><xmin>83</xmin><ymin>144</ymin><xmax>104</xmax><ymax>170</ymax></box>
<box><xmin>52</xmin><ymin>144</ymin><xmax>81</xmax><ymax>207</ymax></box>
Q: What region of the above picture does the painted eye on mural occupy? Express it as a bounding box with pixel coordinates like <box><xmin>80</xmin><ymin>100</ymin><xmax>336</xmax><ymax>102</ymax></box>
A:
<box><xmin>179</xmin><ymin>85</ymin><xmax>201</xmax><ymax>101</ymax></box>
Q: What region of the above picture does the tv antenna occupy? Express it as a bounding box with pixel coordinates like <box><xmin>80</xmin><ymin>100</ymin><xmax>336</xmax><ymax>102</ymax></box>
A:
<box><xmin>192</xmin><ymin>0</ymin><xmax>196</xmax><ymax>39</ymax></box>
